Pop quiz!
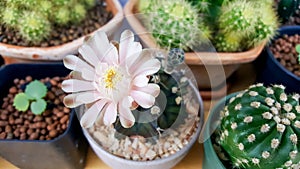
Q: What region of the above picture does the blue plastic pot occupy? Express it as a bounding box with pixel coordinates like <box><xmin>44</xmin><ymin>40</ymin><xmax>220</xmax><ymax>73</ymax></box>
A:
<box><xmin>0</xmin><ymin>63</ymin><xmax>88</xmax><ymax>169</ymax></box>
<box><xmin>256</xmin><ymin>26</ymin><xmax>300</xmax><ymax>94</ymax></box>
<box><xmin>202</xmin><ymin>93</ymin><xmax>238</xmax><ymax>169</ymax></box>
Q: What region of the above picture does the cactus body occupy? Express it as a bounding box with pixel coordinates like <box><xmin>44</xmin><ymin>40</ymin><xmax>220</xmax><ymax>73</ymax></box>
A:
<box><xmin>218</xmin><ymin>84</ymin><xmax>300</xmax><ymax>168</ymax></box>
<box><xmin>140</xmin><ymin>0</ymin><xmax>210</xmax><ymax>51</ymax></box>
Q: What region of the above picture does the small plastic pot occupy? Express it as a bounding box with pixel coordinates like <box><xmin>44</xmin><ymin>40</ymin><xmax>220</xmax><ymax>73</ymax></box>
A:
<box><xmin>0</xmin><ymin>63</ymin><xmax>89</xmax><ymax>169</ymax></box>
<box><xmin>256</xmin><ymin>26</ymin><xmax>300</xmax><ymax>94</ymax></box>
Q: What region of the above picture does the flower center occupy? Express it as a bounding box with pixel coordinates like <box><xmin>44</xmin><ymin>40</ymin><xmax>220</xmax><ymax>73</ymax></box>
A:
<box><xmin>104</xmin><ymin>67</ymin><xmax>119</xmax><ymax>89</ymax></box>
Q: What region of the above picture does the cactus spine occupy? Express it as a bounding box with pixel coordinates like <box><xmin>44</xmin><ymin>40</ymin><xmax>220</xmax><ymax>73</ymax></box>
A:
<box><xmin>218</xmin><ymin>84</ymin><xmax>300</xmax><ymax>168</ymax></box>
<box><xmin>139</xmin><ymin>0</ymin><xmax>211</xmax><ymax>51</ymax></box>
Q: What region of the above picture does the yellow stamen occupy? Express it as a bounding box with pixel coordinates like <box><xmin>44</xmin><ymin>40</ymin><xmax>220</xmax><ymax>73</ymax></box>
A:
<box><xmin>104</xmin><ymin>68</ymin><xmax>117</xmax><ymax>88</ymax></box>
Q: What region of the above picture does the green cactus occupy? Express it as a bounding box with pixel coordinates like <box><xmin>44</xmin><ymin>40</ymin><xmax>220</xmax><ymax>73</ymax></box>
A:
<box><xmin>214</xmin><ymin>32</ymin><xmax>242</xmax><ymax>52</ymax></box>
<box><xmin>218</xmin><ymin>84</ymin><xmax>300</xmax><ymax>168</ymax></box>
<box><xmin>139</xmin><ymin>0</ymin><xmax>210</xmax><ymax>51</ymax></box>
<box><xmin>0</xmin><ymin>0</ymin><xmax>95</xmax><ymax>44</ymax></box>
<box><xmin>277</xmin><ymin>0</ymin><xmax>300</xmax><ymax>23</ymax></box>
<box><xmin>114</xmin><ymin>49</ymin><xmax>190</xmax><ymax>139</ymax></box>
<box><xmin>19</xmin><ymin>12</ymin><xmax>51</xmax><ymax>43</ymax></box>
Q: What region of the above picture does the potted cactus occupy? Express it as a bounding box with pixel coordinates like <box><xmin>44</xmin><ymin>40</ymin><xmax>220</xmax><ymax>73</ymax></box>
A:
<box><xmin>124</xmin><ymin>0</ymin><xmax>278</xmax><ymax>97</ymax></box>
<box><xmin>257</xmin><ymin>26</ymin><xmax>300</xmax><ymax>94</ymax></box>
<box><xmin>62</xmin><ymin>29</ymin><xmax>204</xmax><ymax>169</ymax></box>
<box><xmin>203</xmin><ymin>83</ymin><xmax>300</xmax><ymax>168</ymax></box>
<box><xmin>0</xmin><ymin>63</ymin><xmax>88</xmax><ymax>169</ymax></box>
<box><xmin>0</xmin><ymin>0</ymin><xmax>123</xmax><ymax>63</ymax></box>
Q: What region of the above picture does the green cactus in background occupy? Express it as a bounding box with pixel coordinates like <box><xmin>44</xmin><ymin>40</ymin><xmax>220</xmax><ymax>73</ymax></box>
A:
<box><xmin>139</xmin><ymin>0</ymin><xmax>211</xmax><ymax>51</ymax></box>
<box><xmin>218</xmin><ymin>84</ymin><xmax>300</xmax><ymax>168</ymax></box>
<box><xmin>277</xmin><ymin>0</ymin><xmax>300</xmax><ymax>23</ymax></box>
<box><xmin>214</xmin><ymin>32</ymin><xmax>242</xmax><ymax>52</ymax></box>
<box><xmin>19</xmin><ymin>12</ymin><xmax>51</xmax><ymax>43</ymax></box>
<box><xmin>0</xmin><ymin>0</ymin><xmax>96</xmax><ymax>43</ymax></box>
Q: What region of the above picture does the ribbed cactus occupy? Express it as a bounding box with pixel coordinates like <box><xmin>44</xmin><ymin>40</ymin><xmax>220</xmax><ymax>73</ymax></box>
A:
<box><xmin>139</xmin><ymin>0</ymin><xmax>211</xmax><ymax>51</ymax></box>
<box><xmin>114</xmin><ymin>49</ymin><xmax>188</xmax><ymax>138</ymax></box>
<box><xmin>0</xmin><ymin>0</ymin><xmax>95</xmax><ymax>43</ymax></box>
<box><xmin>218</xmin><ymin>84</ymin><xmax>300</xmax><ymax>168</ymax></box>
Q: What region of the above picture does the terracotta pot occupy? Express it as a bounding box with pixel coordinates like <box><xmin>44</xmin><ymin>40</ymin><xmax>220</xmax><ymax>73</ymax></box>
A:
<box><xmin>0</xmin><ymin>0</ymin><xmax>123</xmax><ymax>63</ymax></box>
<box><xmin>124</xmin><ymin>0</ymin><xmax>265</xmax><ymax>92</ymax></box>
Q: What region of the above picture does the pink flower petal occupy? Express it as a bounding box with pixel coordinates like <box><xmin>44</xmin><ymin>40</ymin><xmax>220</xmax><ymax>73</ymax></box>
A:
<box><xmin>105</xmin><ymin>43</ymin><xmax>118</xmax><ymax>65</ymax></box>
<box><xmin>79</xmin><ymin>44</ymin><xmax>100</xmax><ymax>67</ymax></box>
<box><xmin>69</xmin><ymin>71</ymin><xmax>84</xmax><ymax>80</ymax></box>
<box><xmin>81</xmin><ymin>68</ymin><xmax>95</xmax><ymax>81</ymax></box>
<box><xmin>132</xmin><ymin>84</ymin><xmax>160</xmax><ymax>97</ymax></box>
<box><xmin>119</xmin><ymin>30</ymin><xmax>142</xmax><ymax>65</ymax></box>
<box><xmin>132</xmin><ymin>59</ymin><xmax>161</xmax><ymax>77</ymax></box>
<box><xmin>63</xmin><ymin>90</ymin><xmax>103</xmax><ymax>108</ymax></box>
<box><xmin>118</xmin><ymin>98</ymin><xmax>135</xmax><ymax>128</ymax></box>
<box><xmin>132</xmin><ymin>75</ymin><xmax>149</xmax><ymax>87</ymax></box>
<box><xmin>130</xmin><ymin>90</ymin><xmax>156</xmax><ymax>108</ymax></box>
<box><xmin>87</xmin><ymin>31</ymin><xmax>110</xmax><ymax>62</ymax></box>
<box><xmin>126</xmin><ymin>50</ymin><xmax>150</xmax><ymax>72</ymax></box>
<box><xmin>80</xmin><ymin>99</ymin><xmax>107</xmax><ymax>128</ymax></box>
<box><xmin>62</xmin><ymin>79</ymin><xmax>95</xmax><ymax>93</ymax></box>
<box><xmin>63</xmin><ymin>55</ymin><xmax>93</xmax><ymax>73</ymax></box>
<box><xmin>103</xmin><ymin>102</ymin><xmax>117</xmax><ymax>126</ymax></box>
<box><xmin>95</xmin><ymin>63</ymin><xmax>109</xmax><ymax>76</ymax></box>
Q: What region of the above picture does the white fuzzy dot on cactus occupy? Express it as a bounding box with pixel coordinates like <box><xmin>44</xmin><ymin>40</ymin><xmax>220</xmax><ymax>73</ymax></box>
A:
<box><xmin>229</xmin><ymin>97</ymin><xmax>236</xmax><ymax>103</ymax></box>
<box><xmin>276</xmin><ymin>124</ymin><xmax>286</xmax><ymax>133</ymax></box>
<box><xmin>150</xmin><ymin>106</ymin><xmax>160</xmax><ymax>115</ymax></box>
<box><xmin>285</xmin><ymin>160</ymin><xmax>293</xmax><ymax>167</ymax></box>
<box><xmin>296</xmin><ymin>106</ymin><xmax>300</xmax><ymax>113</ymax></box>
<box><xmin>262</xmin><ymin>112</ymin><xmax>273</xmax><ymax>120</ymax></box>
<box><xmin>265</xmin><ymin>97</ymin><xmax>275</xmax><ymax>106</ymax></box>
<box><xmin>231</xmin><ymin>122</ymin><xmax>237</xmax><ymax>130</ymax></box>
<box><xmin>262</xmin><ymin>151</ymin><xmax>270</xmax><ymax>159</ymax></box>
<box><xmin>282</xmin><ymin>118</ymin><xmax>291</xmax><ymax>125</ymax></box>
<box><xmin>271</xmin><ymin>107</ymin><xmax>279</xmax><ymax>115</ymax></box>
<box><xmin>175</xmin><ymin>96</ymin><xmax>182</xmax><ymax>105</ymax></box>
<box><xmin>287</xmin><ymin>113</ymin><xmax>296</xmax><ymax>120</ymax></box>
<box><xmin>266</xmin><ymin>88</ymin><xmax>274</xmax><ymax>95</ymax></box>
<box><xmin>249</xmin><ymin>91</ymin><xmax>258</xmax><ymax>96</ymax></box>
<box><xmin>243</xmin><ymin>116</ymin><xmax>253</xmax><ymax>123</ymax></box>
<box><xmin>273</xmin><ymin>116</ymin><xmax>281</xmax><ymax>123</ymax></box>
<box><xmin>261</xmin><ymin>124</ymin><xmax>270</xmax><ymax>133</ymax></box>
<box><xmin>290</xmin><ymin>134</ymin><xmax>298</xmax><ymax>144</ymax></box>
<box><xmin>252</xmin><ymin>158</ymin><xmax>260</xmax><ymax>165</ymax></box>
<box><xmin>275</xmin><ymin>102</ymin><xmax>282</xmax><ymax>109</ymax></box>
<box><xmin>274</xmin><ymin>84</ymin><xmax>285</xmax><ymax>90</ymax></box>
<box><xmin>247</xmin><ymin>134</ymin><xmax>256</xmax><ymax>142</ymax></box>
<box><xmin>235</xmin><ymin>103</ymin><xmax>242</xmax><ymax>110</ymax></box>
<box><xmin>224</xmin><ymin>130</ymin><xmax>229</xmax><ymax>137</ymax></box>
<box><xmin>294</xmin><ymin>120</ymin><xmax>300</xmax><ymax>128</ymax></box>
<box><xmin>280</xmin><ymin>93</ymin><xmax>288</xmax><ymax>102</ymax></box>
<box><xmin>289</xmin><ymin>150</ymin><xmax>298</xmax><ymax>159</ymax></box>
<box><xmin>171</xmin><ymin>87</ymin><xmax>178</xmax><ymax>94</ymax></box>
<box><xmin>271</xmin><ymin>139</ymin><xmax>280</xmax><ymax>149</ymax></box>
<box><xmin>250</xmin><ymin>102</ymin><xmax>261</xmax><ymax>108</ymax></box>
<box><xmin>236</xmin><ymin>92</ymin><xmax>244</xmax><ymax>98</ymax></box>
<box><xmin>238</xmin><ymin>143</ymin><xmax>244</xmax><ymax>151</ymax></box>
<box><xmin>292</xmin><ymin>94</ymin><xmax>300</xmax><ymax>100</ymax></box>
<box><xmin>283</xmin><ymin>103</ymin><xmax>293</xmax><ymax>112</ymax></box>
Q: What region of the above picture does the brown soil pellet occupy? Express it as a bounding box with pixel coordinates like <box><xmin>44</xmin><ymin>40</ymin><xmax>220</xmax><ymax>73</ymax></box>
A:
<box><xmin>0</xmin><ymin>1</ymin><xmax>113</xmax><ymax>47</ymax></box>
<box><xmin>269</xmin><ymin>33</ymin><xmax>300</xmax><ymax>77</ymax></box>
<box><xmin>0</xmin><ymin>76</ymin><xmax>71</xmax><ymax>141</ymax></box>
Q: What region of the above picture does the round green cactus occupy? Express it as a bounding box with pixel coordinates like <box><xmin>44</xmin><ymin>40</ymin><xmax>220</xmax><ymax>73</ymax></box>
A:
<box><xmin>70</xmin><ymin>4</ymin><xmax>87</xmax><ymax>23</ymax></box>
<box><xmin>19</xmin><ymin>12</ymin><xmax>51</xmax><ymax>43</ymax></box>
<box><xmin>214</xmin><ymin>32</ymin><xmax>242</xmax><ymax>52</ymax></box>
<box><xmin>54</xmin><ymin>7</ymin><xmax>71</xmax><ymax>25</ymax></box>
<box><xmin>140</xmin><ymin>0</ymin><xmax>209</xmax><ymax>51</ymax></box>
<box><xmin>2</xmin><ymin>7</ymin><xmax>20</xmax><ymax>27</ymax></box>
<box><xmin>218</xmin><ymin>84</ymin><xmax>300</xmax><ymax>168</ymax></box>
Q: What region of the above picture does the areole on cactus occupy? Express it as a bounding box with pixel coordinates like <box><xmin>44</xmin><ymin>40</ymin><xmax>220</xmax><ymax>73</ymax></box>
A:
<box><xmin>217</xmin><ymin>84</ymin><xmax>300</xmax><ymax>168</ymax></box>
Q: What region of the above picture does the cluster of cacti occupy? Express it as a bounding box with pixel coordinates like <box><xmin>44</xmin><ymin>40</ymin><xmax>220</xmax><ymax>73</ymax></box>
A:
<box><xmin>138</xmin><ymin>0</ymin><xmax>211</xmax><ymax>51</ymax></box>
<box><xmin>139</xmin><ymin>0</ymin><xmax>279</xmax><ymax>52</ymax></box>
<box><xmin>0</xmin><ymin>0</ymin><xmax>96</xmax><ymax>43</ymax></box>
<box><xmin>115</xmin><ymin>49</ymin><xmax>189</xmax><ymax>138</ymax></box>
<box><xmin>217</xmin><ymin>84</ymin><xmax>300</xmax><ymax>168</ymax></box>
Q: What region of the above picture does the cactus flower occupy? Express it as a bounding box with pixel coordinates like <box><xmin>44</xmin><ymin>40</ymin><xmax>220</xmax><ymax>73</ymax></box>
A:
<box><xmin>62</xmin><ymin>30</ymin><xmax>161</xmax><ymax>128</ymax></box>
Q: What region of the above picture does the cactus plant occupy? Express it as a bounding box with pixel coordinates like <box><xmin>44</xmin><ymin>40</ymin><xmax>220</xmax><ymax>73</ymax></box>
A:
<box><xmin>139</xmin><ymin>0</ymin><xmax>211</xmax><ymax>51</ymax></box>
<box><xmin>277</xmin><ymin>0</ymin><xmax>300</xmax><ymax>23</ymax></box>
<box><xmin>0</xmin><ymin>0</ymin><xmax>95</xmax><ymax>43</ymax></box>
<box><xmin>217</xmin><ymin>84</ymin><xmax>300</xmax><ymax>168</ymax></box>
